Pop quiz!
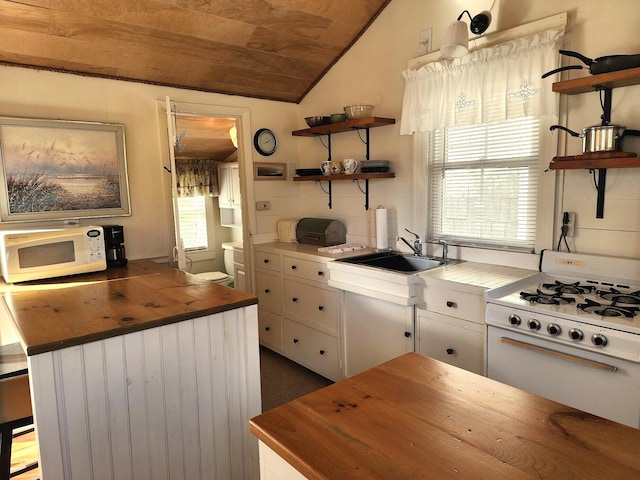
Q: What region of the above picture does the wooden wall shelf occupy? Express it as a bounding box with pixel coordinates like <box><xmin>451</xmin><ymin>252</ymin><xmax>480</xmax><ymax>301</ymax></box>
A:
<box><xmin>548</xmin><ymin>152</ymin><xmax>639</xmax><ymax>170</ymax></box>
<box><xmin>293</xmin><ymin>172</ymin><xmax>395</xmax><ymax>182</ymax></box>
<box><xmin>292</xmin><ymin>117</ymin><xmax>395</xmax><ymax>137</ymax></box>
<box><xmin>552</xmin><ymin>67</ymin><xmax>640</xmax><ymax>95</ymax></box>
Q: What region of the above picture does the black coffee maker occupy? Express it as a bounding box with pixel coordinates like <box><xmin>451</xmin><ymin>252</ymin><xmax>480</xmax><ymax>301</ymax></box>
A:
<box><xmin>102</xmin><ymin>225</ymin><xmax>128</xmax><ymax>267</ymax></box>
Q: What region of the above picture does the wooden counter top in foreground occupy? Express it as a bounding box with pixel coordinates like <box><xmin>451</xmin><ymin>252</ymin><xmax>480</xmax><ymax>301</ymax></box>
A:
<box><xmin>1</xmin><ymin>259</ymin><xmax>257</xmax><ymax>355</ymax></box>
<box><xmin>250</xmin><ymin>353</ymin><xmax>640</xmax><ymax>479</ymax></box>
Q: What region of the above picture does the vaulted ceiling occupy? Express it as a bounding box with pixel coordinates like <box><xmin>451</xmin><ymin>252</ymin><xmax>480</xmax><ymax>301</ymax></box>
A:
<box><xmin>0</xmin><ymin>0</ymin><xmax>392</xmax><ymax>103</ymax></box>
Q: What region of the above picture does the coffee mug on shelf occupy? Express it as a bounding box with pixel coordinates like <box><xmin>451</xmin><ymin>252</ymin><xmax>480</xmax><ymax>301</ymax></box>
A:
<box><xmin>329</xmin><ymin>160</ymin><xmax>344</xmax><ymax>174</ymax></box>
<box><xmin>321</xmin><ymin>160</ymin><xmax>331</xmax><ymax>175</ymax></box>
<box><xmin>342</xmin><ymin>158</ymin><xmax>358</xmax><ymax>174</ymax></box>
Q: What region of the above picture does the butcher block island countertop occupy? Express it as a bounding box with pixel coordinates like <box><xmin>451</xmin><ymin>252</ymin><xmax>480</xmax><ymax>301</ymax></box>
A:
<box><xmin>250</xmin><ymin>353</ymin><xmax>640</xmax><ymax>479</ymax></box>
<box><xmin>1</xmin><ymin>258</ymin><xmax>257</xmax><ymax>355</ymax></box>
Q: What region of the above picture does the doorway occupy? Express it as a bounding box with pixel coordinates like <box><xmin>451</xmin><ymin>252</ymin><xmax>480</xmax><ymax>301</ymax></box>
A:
<box><xmin>162</xmin><ymin>98</ymin><xmax>256</xmax><ymax>294</ymax></box>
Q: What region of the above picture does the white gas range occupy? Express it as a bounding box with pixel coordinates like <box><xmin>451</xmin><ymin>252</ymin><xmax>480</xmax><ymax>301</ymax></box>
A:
<box><xmin>485</xmin><ymin>250</ymin><xmax>640</xmax><ymax>429</ymax></box>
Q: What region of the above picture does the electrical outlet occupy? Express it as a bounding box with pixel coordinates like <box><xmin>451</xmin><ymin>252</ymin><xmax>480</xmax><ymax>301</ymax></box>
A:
<box><xmin>256</xmin><ymin>201</ymin><xmax>271</xmax><ymax>211</ymax></box>
<box><xmin>418</xmin><ymin>28</ymin><xmax>432</xmax><ymax>55</ymax></box>
<box><xmin>563</xmin><ymin>211</ymin><xmax>576</xmax><ymax>237</ymax></box>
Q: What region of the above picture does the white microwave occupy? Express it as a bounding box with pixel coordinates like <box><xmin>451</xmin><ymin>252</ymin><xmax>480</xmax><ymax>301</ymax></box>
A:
<box><xmin>0</xmin><ymin>226</ymin><xmax>107</xmax><ymax>283</ymax></box>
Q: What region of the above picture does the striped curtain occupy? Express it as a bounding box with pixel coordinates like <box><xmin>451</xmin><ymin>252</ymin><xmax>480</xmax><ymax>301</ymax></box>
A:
<box><xmin>175</xmin><ymin>159</ymin><xmax>219</xmax><ymax>197</ymax></box>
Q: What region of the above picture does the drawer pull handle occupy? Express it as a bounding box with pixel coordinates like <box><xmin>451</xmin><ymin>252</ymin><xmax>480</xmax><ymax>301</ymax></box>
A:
<box><xmin>446</xmin><ymin>301</ymin><xmax>457</xmax><ymax>308</ymax></box>
<box><xmin>404</xmin><ymin>331</ymin><xmax>412</xmax><ymax>338</ymax></box>
<box><xmin>319</xmin><ymin>350</ymin><xmax>325</xmax><ymax>355</ymax></box>
<box><xmin>263</xmin><ymin>259</ymin><xmax>269</xmax><ymax>264</ymax></box>
<box><xmin>292</xmin><ymin>297</ymin><xmax>298</xmax><ymax>302</ymax></box>
<box><xmin>291</xmin><ymin>265</ymin><xmax>297</xmax><ymax>270</ymax></box>
<box><xmin>293</xmin><ymin>338</ymin><xmax>299</xmax><ymax>344</ymax></box>
<box><xmin>264</xmin><ymin>289</ymin><xmax>270</xmax><ymax>294</ymax></box>
<box><xmin>446</xmin><ymin>348</ymin><xmax>454</xmax><ymax>355</ymax></box>
<box><xmin>265</xmin><ymin>327</ymin><xmax>271</xmax><ymax>332</ymax></box>
<box><xmin>318</xmin><ymin>305</ymin><xmax>324</xmax><ymax>311</ymax></box>
<box><xmin>318</xmin><ymin>271</ymin><xmax>324</xmax><ymax>276</ymax></box>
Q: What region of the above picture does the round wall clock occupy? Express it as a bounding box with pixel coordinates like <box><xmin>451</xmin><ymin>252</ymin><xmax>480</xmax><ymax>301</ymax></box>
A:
<box><xmin>253</xmin><ymin>128</ymin><xmax>277</xmax><ymax>156</ymax></box>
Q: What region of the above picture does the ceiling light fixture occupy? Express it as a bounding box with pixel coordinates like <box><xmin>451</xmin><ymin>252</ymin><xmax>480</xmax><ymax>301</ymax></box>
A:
<box><xmin>229</xmin><ymin>123</ymin><xmax>238</xmax><ymax>148</ymax></box>
<box><xmin>440</xmin><ymin>10</ymin><xmax>492</xmax><ymax>59</ymax></box>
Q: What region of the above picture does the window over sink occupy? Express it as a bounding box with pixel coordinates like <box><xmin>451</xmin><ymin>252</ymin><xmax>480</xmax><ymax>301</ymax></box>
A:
<box><xmin>427</xmin><ymin>116</ymin><xmax>540</xmax><ymax>251</ymax></box>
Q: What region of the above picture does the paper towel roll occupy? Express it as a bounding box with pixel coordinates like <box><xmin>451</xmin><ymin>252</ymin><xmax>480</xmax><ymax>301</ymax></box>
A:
<box><xmin>376</xmin><ymin>206</ymin><xmax>388</xmax><ymax>250</ymax></box>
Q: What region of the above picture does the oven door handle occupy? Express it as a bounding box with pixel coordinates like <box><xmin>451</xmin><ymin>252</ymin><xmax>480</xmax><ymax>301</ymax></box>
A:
<box><xmin>500</xmin><ymin>337</ymin><xmax>618</xmax><ymax>372</ymax></box>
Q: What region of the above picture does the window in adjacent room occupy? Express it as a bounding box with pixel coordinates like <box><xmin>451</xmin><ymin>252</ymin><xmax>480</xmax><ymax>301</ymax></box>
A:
<box><xmin>177</xmin><ymin>195</ymin><xmax>208</xmax><ymax>251</ymax></box>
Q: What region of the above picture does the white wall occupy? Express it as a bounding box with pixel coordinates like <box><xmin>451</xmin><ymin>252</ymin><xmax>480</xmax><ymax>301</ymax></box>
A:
<box><xmin>1</xmin><ymin>0</ymin><xmax>639</xmax><ymax>269</ymax></box>
<box><xmin>0</xmin><ymin>66</ymin><xmax>299</xmax><ymax>261</ymax></box>
<box><xmin>297</xmin><ymin>0</ymin><xmax>640</xmax><ymax>265</ymax></box>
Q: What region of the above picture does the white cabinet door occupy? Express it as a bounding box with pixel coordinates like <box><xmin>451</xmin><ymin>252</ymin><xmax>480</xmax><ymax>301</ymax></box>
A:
<box><xmin>417</xmin><ymin>310</ymin><xmax>484</xmax><ymax>375</ymax></box>
<box><xmin>218</xmin><ymin>163</ymin><xmax>241</xmax><ymax>208</ymax></box>
<box><xmin>342</xmin><ymin>291</ymin><xmax>414</xmax><ymax>378</ymax></box>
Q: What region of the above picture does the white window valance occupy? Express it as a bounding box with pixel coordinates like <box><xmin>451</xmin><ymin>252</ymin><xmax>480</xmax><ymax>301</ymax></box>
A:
<box><xmin>400</xmin><ymin>28</ymin><xmax>564</xmax><ymax>135</ymax></box>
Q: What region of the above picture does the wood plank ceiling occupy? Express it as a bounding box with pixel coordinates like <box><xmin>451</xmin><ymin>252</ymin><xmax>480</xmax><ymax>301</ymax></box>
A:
<box><xmin>0</xmin><ymin>0</ymin><xmax>392</xmax><ymax>104</ymax></box>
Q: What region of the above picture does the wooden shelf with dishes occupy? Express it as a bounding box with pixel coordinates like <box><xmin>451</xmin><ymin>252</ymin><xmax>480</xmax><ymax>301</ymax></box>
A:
<box><xmin>549</xmin><ymin>68</ymin><xmax>640</xmax><ymax>218</ymax></box>
<box><xmin>292</xmin><ymin>116</ymin><xmax>396</xmax><ymax>210</ymax></box>
<box><xmin>291</xmin><ymin>117</ymin><xmax>395</xmax><ymax>136</ymax></box>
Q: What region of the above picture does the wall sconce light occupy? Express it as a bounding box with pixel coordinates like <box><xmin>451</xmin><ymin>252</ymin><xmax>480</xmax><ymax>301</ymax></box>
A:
<box><xmin>440</xmin><ymin>10</ymin><xmax>492</xmax><ymax>59</ymax></box>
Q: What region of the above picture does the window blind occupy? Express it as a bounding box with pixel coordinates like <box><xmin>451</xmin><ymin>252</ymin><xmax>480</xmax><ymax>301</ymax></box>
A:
<box><xmin>177</xmin><ymin>196</ymin><xmax>208</xmax><ymax>251</ymax></box>
<box><xmin>429</xmin><ymin>117</ymin><xmax>540</xmax><ymax>251</ymax></box>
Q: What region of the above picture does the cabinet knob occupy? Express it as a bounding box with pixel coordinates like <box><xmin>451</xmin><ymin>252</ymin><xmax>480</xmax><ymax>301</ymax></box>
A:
<box><xmin>263</xmin><ymin>259</ymin><xmax>269</xmax><ymax>264</ymax></box>
<box><xmin>319</xmin><ymin>350</ymin><xmax>325</xmax><ymax>355</ymax></box>
<box><xmin>265</xmin><ymin>327</ymin><xmax>271</xmax><ymax>332</ymax></box>
<box><xmin>292</xmin><ymin>297</ymin><xmax>298</xmax><ymax>302</ymax></box>
<box><xmin>264</xmin><ymin>289</ymin><xmax>270</xmax><ymax>294</ymax></box>
<box><xmin>291</xmin><ymin>265</ymin><xmax>297</xmax><ymax>270</ymax></box>
<box><xmin>404</xmin><ymin>331</ymin><xmax>412</xmax><ymax>338</ymax></box>
<box><xmin>318</xmin><ymin>305</ymin><xmax>324</xmax><ymax>311</ymax></box>
<box><xmin>293</xmin><ymin>338</ymin><xmax>299</xmax><ymax>344</ymax></box>
<box><xmin>446</xmin><ymin>301</ymin><xmax>457</xmax><ymax>308</ymax></box>
<box><xmin>317</xmin><ymin>271</ymin><xmax>324</xmax><ymax>276</ymax></box>
<box><xmin>446</xmin><ymin>348</ymin><xmax>455</xmax><ymax>355</ymax></box>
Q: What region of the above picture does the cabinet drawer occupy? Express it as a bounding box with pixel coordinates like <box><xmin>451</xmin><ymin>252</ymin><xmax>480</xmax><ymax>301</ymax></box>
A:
<box><xmin>283</xmin><ymin>319</ymin><xmax>339</xmax><ymax>380</ymax></box>
<box><xmin>283</xmin><ymin>256</ymin><xmax>328</xmax><ymax>284</ymax></box>
<box><xmin>255</xmin><ymin>251</ymin><xmax>282</xmax><ymax>272</ymax></box>
<box><xmin>256</xmin><ymin>271</ymin><xmax>283</xmax><ymax>314</ymax></box>
<box><xmin>418</xmin><ymin>311</ymin><xmax>484</xmax><ymax>375</ymax></box>
<box><xmin>284</xmin><ymin>280</ymin><xmax>338</xmax><ymax>334</ymax></box>
<box><xmin>424</xmin><ymin>286</ymin><xmax>485</xmax><ymax>323</ymax></box>
<box><xmin>258</xmin><ymin>308</ymin><xmax>283</xmax><ymax>351</ymax></box>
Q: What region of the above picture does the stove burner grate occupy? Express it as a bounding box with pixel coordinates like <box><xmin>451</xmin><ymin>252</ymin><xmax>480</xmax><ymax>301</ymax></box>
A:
<box><xmin>577</xmin><ymin>298</ymin><xmax>639</xmax><ymax>318</ymax></box>
<box><xmin>520</xmin><ymin>289</ymin><xmax>576</xmax><ymax>305</ymax></box>
<box><xmin>597</xmin><ymin>288</ymin><xmax>640</xmax><ymax>305</ymax></box>
<box><xmin>541</xmin><ymin>281</ymin><xmax>595</xmax><ymax>295</ymax></box>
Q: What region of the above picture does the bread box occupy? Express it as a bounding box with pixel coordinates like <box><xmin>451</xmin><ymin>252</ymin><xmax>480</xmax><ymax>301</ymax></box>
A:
<box><xmin>295</xmin><ymin>218</ymin><xmax>346</xmax><ymax>246</ymax></box>
<box><xmin>276</xmin><ymin>219</ymin><xmax>300</xmax><ymax>242</ymax></box>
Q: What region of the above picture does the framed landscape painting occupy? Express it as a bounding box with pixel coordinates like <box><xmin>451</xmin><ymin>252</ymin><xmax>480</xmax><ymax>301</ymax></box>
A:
<box><xmin>0</xmin><ymin>116</ymin><xmax>130</xmax><ymax>222</ymax></box>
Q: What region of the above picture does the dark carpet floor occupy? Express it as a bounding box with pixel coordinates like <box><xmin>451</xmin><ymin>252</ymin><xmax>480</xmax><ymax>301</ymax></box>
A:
<box><xmin>259</xmin><ymin>346</ymin><xmax>334</xmax><ymax>412</ymax></box>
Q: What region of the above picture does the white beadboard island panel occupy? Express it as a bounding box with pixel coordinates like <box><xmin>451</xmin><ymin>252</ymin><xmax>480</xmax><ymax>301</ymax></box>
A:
<box><xmin>27</xmin><ymin>305</ymin><xmax>260</xmax><ymax>480</ymax></box>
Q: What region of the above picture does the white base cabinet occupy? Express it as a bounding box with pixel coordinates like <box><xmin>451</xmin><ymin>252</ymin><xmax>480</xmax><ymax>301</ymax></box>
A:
<box><xmin>342</xmin><ymin>291</ymin><xmax>414</xmax><ymax>378</ymax></box>
<box><xmin>254</xmin><ymin>245</ymin><xmax>341</xmax><ymax>381</ymax></box>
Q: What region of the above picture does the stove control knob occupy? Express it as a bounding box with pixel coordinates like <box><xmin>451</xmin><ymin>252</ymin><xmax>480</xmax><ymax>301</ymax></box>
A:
<box><xmin>591</xmin><ymin>334</ymin><xmax>608</xmax><ymax>347</ymax></box>
<box><xmin>569</xmin><ymin>328</ymin><xmax>584</xmax><ymax>341</ymax></box>
<box><xmin>508</xmin><ymin>314</ymin><xmax>521</xmax><ymax>326</ymax></box>
<box><xmin>547</xmin><ymin>323</ymin><xmax>561</xmax><ymax>336</ymax></box>
<box><xmin>528</xmin><ymin>319</ymin><xmax>541</xmax><ymax>330</ymax></box>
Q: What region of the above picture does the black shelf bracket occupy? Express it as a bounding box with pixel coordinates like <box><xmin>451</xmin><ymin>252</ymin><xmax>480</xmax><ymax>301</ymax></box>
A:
<box><xmin>596</xmin><ymin>86</ymin><xmax>612</xmax><ymax>124</ymax></box>
<box><xmin>595</xmin><ymin>168</ymin><xmax>607</xmax><ymax>218</ymax></box>
<box><xmin>315</xmin><ymin>180</ymin><xmax>333</xmax><ymax>209</ymax></box>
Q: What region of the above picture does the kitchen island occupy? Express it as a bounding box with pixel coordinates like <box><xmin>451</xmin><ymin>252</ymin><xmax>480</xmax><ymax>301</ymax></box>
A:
<box><xmin>1</xmin><ymin>259</ymin><xmax>261</xmax><ymax>479</ymax></box>
<box><xmin>250</xmin><ymin>352</ymin><xmax>640</xmax><ymax>479</ymax></box>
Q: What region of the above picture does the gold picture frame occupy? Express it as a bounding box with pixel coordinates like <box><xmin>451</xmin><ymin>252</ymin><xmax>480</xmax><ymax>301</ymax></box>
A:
<box><xmin>0</xmin><ymin>116</ymin><xmax>131</xmax><ymax>222</ymax></box>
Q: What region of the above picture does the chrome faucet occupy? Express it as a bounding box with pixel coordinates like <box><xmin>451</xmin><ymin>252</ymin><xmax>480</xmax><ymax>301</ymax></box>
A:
<box><xmin>397</xmin><ymin>228</ymin><xmax>422</xmax><ymax>256</ymax></box>
<box><xmin>439</xmin><ymin>239</ymin><xmax>448</xmax><ymax>263</ymax></box>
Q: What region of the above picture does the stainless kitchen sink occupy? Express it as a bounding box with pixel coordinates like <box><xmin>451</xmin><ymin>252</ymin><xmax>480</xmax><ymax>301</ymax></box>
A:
<box><xmin>334</xmin><ymin>251</ymin><xmax>446</xmax><ymax>273</ymax></box>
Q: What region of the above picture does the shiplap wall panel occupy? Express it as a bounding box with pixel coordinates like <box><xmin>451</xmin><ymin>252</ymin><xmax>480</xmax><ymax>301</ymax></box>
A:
<box><xmin>27</xmin><ymin>305</ymin><xmax>260</xmax><ymax>479</ymax></box>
